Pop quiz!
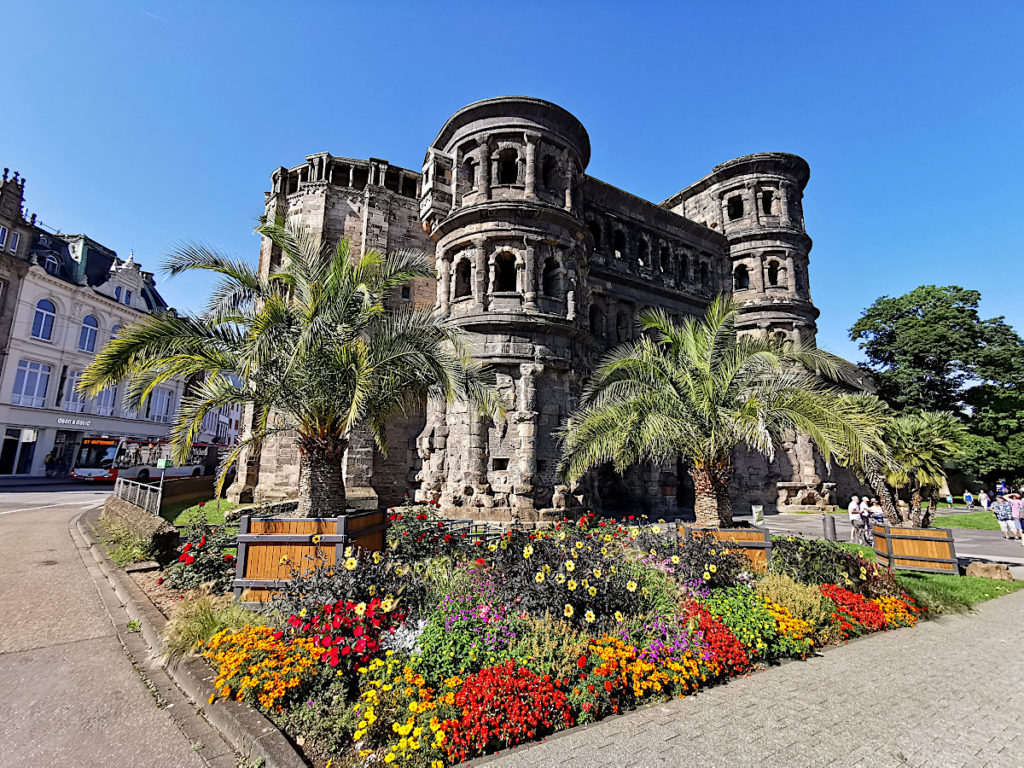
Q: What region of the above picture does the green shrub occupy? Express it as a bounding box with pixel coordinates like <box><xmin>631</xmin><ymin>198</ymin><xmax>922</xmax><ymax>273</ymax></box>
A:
<box><xmin>270</xmin><ymin>675</ymin><xmax>356</xmax><ymax>765</ymax></box>
<box><xmin>507</xmin><ymin>613</ymin><xmax>591</xmax><ymax>682</ymax></box>
<box><xmin>700</xmin><ymin>587</ymin><xmax>813</xmax><ymax>660</ymax></box>
<box><xmin>161</xmin><ymin>589</ymin><xmax>267</xmax><ymax>659</ymax></box>
<box><xmin>163</xmin><ymin>518</ymin><xmax>237</xmax><ymax>593</ymax></box>
<box><xmin>101</xmin><ymin>514</ymin><xmax>155</xmax><ymax>566</ymax></box>
<box><xmin>769</xmin><ymin>536</ymin><xmax>866</xmax><ymax>591</ymax></box>
<box><xmin>755</xmin><ymin>572</ymin><xmax>843</xmax><ymax>646</ymax></box>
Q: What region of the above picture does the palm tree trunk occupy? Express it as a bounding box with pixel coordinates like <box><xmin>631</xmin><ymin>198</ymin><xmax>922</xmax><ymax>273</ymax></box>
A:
<box><xmin>690</xmin><ymin>460</ymin><xmax>733</xmax><ymax>527</ymax></box>
<box><xmin>865</xmin><ymin>457</ymin><xmax>900</xmax><ymax>526</ymax></box>
<box><xmin>296</xmin><ymin>435</ymin><xmax>348</xmax><ymax>518</ymax></box>
<box><xmin>909</xmin><ymin>487</ymin><xmax>925</xmax><ymax>527</ymax></box>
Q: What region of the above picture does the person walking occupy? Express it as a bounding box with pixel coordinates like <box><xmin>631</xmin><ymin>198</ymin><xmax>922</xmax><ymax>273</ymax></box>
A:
<box><xmin>964</xmin><ymin>490</ymin><xmax>974</xmax><ymax>510</ymax></box>
<box><xmin>992</xmin><ymin>495</ymin><xmax>1020</xmax><ymax>541</ymax></box>
<box><xmin>848</xmin><ymin>495</ymin><xmax>864</xmax><ymax>543</ymax></box>
<box><xmin>1009</xmin><ymin>493</ymin><xmax>1024</xmax><ymax>545</ymax></box>
<box><xmin>980</xmin><ymin>490</ymin><xmax>991</xmax><ymax>512</ymax></box>
<box><xmin>946</xmin><ymin>493</ymin><xmax>954</xmax><ymax>509</ymax></box>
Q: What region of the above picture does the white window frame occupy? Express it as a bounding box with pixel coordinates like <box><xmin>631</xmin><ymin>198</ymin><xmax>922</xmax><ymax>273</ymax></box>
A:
<box><xmin>8</xmin><ymin>232</ymin><xmax>19</xmax><ymax>254</ymax></box>
<box><xmin>78</xmin><ymin>315</ymin><xmax>99</xmax><ymax>352</ymax></box>
<box><xmin>64</xmin><ymin>370</ymin><xmax>87</xmax><ymax>413</ymax></box>
<box><xmin>12</xmin><ymin>360</ymin><xmax>52</xmax><ymax>408</ymax></box>
<box><xmin>0</xmin><ymin>226</ymin><xmax>6</xmax><ymax>249</ymax></box>
<box><xmin>31</xmin><ymin>299</ymin><xmax>56</xmax><ymax>341</ymax></box>
<box><xmin>93</xmin><ymin>386</ymin><xmax>117</xmax><ymax>417</ymax></box>
<box><xmin>147</xmin><ymin>387</ymin><xmax>172</xmax><ymax>423</ymax></box>
<box><xmin>43</xmin><ymin>254</ymin><xmax>60</xmax><ymax>276</ymax></box>
<box><xmin>124</xmin><ymin>289</ymin><xmax>132</xmax><ymax>306</ymax></box>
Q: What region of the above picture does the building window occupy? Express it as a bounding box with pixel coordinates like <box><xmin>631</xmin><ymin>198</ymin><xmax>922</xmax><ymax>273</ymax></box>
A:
<box><xmin>660</xmin><ymin>247</ymin><xmax>671</xmax><ymax>274</ymax></box>
<box><xmin>542</xmin><ymin>258</ymin><xmax>560</xmax><ymax>297</ymax></box>
<box><xmin>637</xmin><ymin>239</ymin><xmax>649</xmax><ymax>268</ymax></box>
<box><xmin>616</xmin><ymin>311</ymin><xmax>629</xmax><ymax>342</ymax></box>
<box><xmin>491</xmin><ymin>458</ymin><xmax>509</xmax><ymax>471</ymax></box>
<box><xmin>679</xmin><ymin>254</ymin><xmax>689</xmax><ymax>281</ymax></box>
<box><xmin>700</xmin><ymin>263</ymin><xmax>711</xmax><ymax>290</ymax></box>
<box><xmin>43</xmin><ymin>254</ymin><xmax>60</xmax><ymax>275</ymax></box>
<box><xmin>31</xmin><ymin>299</ymin><xmax>56</xmax><ymax>341</ymax></box>
<box><xmin>78</xmin><ymin>315</ymin><xmax>99</xmax><ymax>352</ymax></box>
<box><xmin>0</xmin><ymin>226</ymin><xmax>6</xmax><ymax>249</ymax></box>
<box><xmin>8</xmin><ymin>232</ymin><xmax>19</xmax><ymax>254</ymax></box>
<box><xmin>541</xmin><ymin>156</ymin><xmax>558</xmax><ymax>191</ymax></box>
<box><xmin>124</xmin><ymin>290</ymin><xmax>132</xmax><ymax>305</ymax></box>
<box><xmin>727</xmin><ymin>195</ymin><xmax>744</xmax><ymax>220</ymax></box>
<box><xmin>497</xmin><ymin>149</ymin><xmax>519</xmax><ymax>184</ymax></box>
<box><xmin>110</xmin><ymin>325</ymin><xmax>123</xmax><ymax>339</ymax></box>
<box><xmin>94</xmin><ymin>386</ymin><xmax>117</xmax><ymax>417</ymax></box>
<box><xmin>761</xmin><ymin>189</ymin><xmax>775</xmax><ymax>215</ymax></box>
<box><xmin>462</xmin><ymin>159</ymin><xmax>476</xmax><ymax>190</ymax></box>
<box><xmin>588</xmin><ymin>221</ymin><xmax>602</xmax><ymax>249</ymax></box>
<box><xmin>733</xmin><ymin>265</ymin><xmax>750</xmax><ymax>290</ymax></box>
<box><xmin>64</xmin><ymin>370</ymin><xmax>87</xmax><ymax>413</ymax></box>
<box><xmin>589</xmin><ymin>304</ymin><xmax>603</xmax><ymax>335</ymax></box>
<box><xmin>494</xmin><ymin>253</ymin><xmax>517</xmax><ymax>292</ymax></box>
<box><xmin>147</xmin><ymin>387</ymin><xmax>172</xmax><ymax>423</ymax></box>
<box><xmin>12</xmin><ymin>360</ymin><xmax>51</xmax><ymax>408</ymax></box>
<box><xmin>454</xmin><ymin>258</ymin><xmax>472</xmax><ymax>299</ymax></box>
<box><xmin>767</xmin><ymin>261</ymin><xmax>781</xmax><ymax>287</ymax></box>
<box><xmin>613</xmin><ymin>230</ymin><xmax>626</xmax><ymax>260</ymax></box>
<box><xmin>114</xmin><ymin>286</ymin><xmax>122</xmax><ymax>301</ymax></box>
<box><xmin>401</xmin><ymin>285</ymin><xmax>411</xmax><ymax>300</ymax></box>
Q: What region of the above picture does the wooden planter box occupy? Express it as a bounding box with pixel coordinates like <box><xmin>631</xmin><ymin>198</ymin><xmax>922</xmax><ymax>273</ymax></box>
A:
<box><xmin>232</xmin><ymin>510</ymin><xmax>386</xmax><ymax>602</ymax></box>
<box><xmin>871</xmin><ymin>524</ymin><xmax>959</xmax><ymax>575</ymax></box>
<box><xmin>680</xmin><ymin>526</ymin><xmax>772</xmax><ymax>570</ymax></box>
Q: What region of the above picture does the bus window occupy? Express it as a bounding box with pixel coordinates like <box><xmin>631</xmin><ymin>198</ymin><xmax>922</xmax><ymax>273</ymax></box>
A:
<box><xmin>76</xmin><ymin>440</ymin><xmax>118</xmax><ymax>470</ymax></box>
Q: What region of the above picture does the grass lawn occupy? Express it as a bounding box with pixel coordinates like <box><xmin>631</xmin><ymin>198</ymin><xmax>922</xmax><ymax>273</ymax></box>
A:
<box><xmin>160</xmin><ymin>498</ymin><xmax>238</xmax><ymax>527</ymax></box>
<box><xmin>931</xmin><ymin>512</ymin><xmax>1000</xmax><ymax>531</ymax></box>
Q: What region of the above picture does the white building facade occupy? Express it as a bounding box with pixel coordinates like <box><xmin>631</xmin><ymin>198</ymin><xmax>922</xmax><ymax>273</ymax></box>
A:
<box><xmin>0</xmin><ymin>231</ymin><xmax>239</xmax><ymax>477</ymax></box>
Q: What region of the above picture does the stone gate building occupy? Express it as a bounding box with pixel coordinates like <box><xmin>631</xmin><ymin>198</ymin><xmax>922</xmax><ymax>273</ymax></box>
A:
<box><xmin>231</xmin><ymin>97</ymin><xmax>864</xmax><ymax>519</ymax></box>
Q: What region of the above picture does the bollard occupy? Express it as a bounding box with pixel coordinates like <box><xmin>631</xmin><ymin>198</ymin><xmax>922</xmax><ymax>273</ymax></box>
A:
<box><xmin>822</xmin><ymin>513</ymin><xmax>837</xmax><ymax>542</ymax></box>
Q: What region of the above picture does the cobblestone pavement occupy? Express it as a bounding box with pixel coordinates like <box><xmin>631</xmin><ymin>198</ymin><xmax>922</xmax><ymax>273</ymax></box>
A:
<box><xmin>482</xmin><ymin>589</ymin><xmax>1024</xmax><ymax>768</ymax></box>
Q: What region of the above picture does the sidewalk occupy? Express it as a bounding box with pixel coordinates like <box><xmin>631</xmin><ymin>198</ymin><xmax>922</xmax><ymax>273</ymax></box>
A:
<box><xmin>484</xmin><ymin>589</ymin><xmax>1024</xmax><ymax>768</ymax></box>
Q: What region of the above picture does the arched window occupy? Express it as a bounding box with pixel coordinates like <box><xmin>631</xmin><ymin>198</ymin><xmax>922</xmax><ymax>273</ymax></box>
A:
<box><xmin>497</xmin><ymin>149</ymin><xmax>519</xmax><ymax>185</ymax></box>
<box><xmin>679</xmin><ymin>254</ymin><xmax>689</xmax><ymax>282</ymax></box>
<box><xmin>733</xmin><ymin>265</ymin><xmax>750</xmax><ymax>291</ymax></box>
<box><xmin>616</xmin><ymin>311</ymin><xmax>629</xmax><ymax>342</ymax></box>
<box><xmin>542</xmin><ymin>258</ymin><xmax>560</xmax><ymax>297</ymax></box>
<box><xmin>78</xmin><ymin>315</ymin><xmax>98</xmax><ymax>352</ymax></box>
<box><xmin>589</xmin><ymin>304</ymin><xmax>604</xmax><ymax>335</ymax></box>
<box><xmin>660</xmin><ymin>247</ymin><xmax>671</xmax><ymax>274</ymax></box>
<box><xmin>541</xmin><ymin>156</ymin><xmax>558</xmax><ymax>191</ymax></box>
<box><xmin>727</xmin><ymin>195</ymin><xmax>744</xmax><ymax>220</ymax></box>
<box><xmin>494</xmin><ymin>253</ymin><xmax>517</xmax><ymax>292</ymax></box>
<box><xmin>700</xmin><ymin>263</ymin><xmax>710</xmax><ymax>290</ymax></box>
<box><xmin>32</xmin><ymin>299</ymin><xmax>56</xmax><ymax>340</ymax></box>
<box><xmin>767</xmin><ymin>261</ymin><xmax>780</xmax><ymax>286</ymax></box>
<box><xmin>454</xmin><ymin>259</ymin><xmax>472</xmax><ymax>299</ymax></box>
<box><xmin>613</xmin><ymin>230</ymin><xmax>626</xmax><ymax>260</ymax></box>
<box><xmin>43</xmin><ymin>254</ymin><xmax>60</xmax><ymax>275</ymax></box>
<box><xmin>462</xmin><ymin>159</ymin><xmax>476</xmax><ymax>190</ymax></box>
<box><xmin>637</xmin><ymin>239</ymin><xmax>649</xmax><ymax>268</ymax></box>
<box><xmin>588</xmin><ymin>221</ymin><xmax>602</xmax><ymax>249</ymax></box>
<box><xmin>110</xmin><ymin>324</ymin><xmax>123</xmax><ymax>339</ymax></box>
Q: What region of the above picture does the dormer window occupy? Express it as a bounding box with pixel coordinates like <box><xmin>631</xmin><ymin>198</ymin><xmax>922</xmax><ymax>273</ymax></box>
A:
<box><xmin>124</xmin><ymin>290</ymin><xmax>132</xmax><ymax>306</ymax></box>
<box><xmin>43</xmin><ymin>254</ymin><xmax>60</xmax><ymax>275</ymax></box>
<box><xmin>114</xmin><ymin>287</ymin><xmax>122</xmax><ymax>301</ymax></box>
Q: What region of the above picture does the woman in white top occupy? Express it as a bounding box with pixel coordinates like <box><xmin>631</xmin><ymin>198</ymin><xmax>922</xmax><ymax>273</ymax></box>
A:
<box><xmin>848</xmin><ymin>496</ymin><xmax>863</xmax><ymax>542</ymax></box>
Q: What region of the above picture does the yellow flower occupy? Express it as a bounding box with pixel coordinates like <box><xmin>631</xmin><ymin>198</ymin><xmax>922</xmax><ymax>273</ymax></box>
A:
<box><xmin>488</xmin><ymin>543</ymin><xmax>497</xmax><ymax>551</ymax></box>
<box><xmin>354</xmin><ymin>602</ymin><xmax>367</xmax><ymax>616</ymax></box>
<box><xmin>207</xmin><ymin>693</ymin><xmax>215</xmax><ymax>705</ymax></box>
<box><xmin>593</xmin><ymin>568</ymin><xmax>602</xmax><ymax>578</ymax></box>
<box><xmin>576</xmin><ymin>541</ymin><xmax>584</xmax><ymax>550</ymax></box>
<box><xmin>588</xmin><ymin>587</ymin><xmax>597</xmax><ymax>597</ymax></box>
<box><xmin>384</xmin><ymin>754</ymin><xmax>396</xmax><ymax>764</ymax></box>
<box><xmin>556</xmin><ymin>573</ymin><xmax>566</xmax><ymax>584</ymax></box>
<box><xmin>279</xmin><ymin>555</ymin><xmax>290</xmax><ymax>565</ymax></box>
<box><xmin>381</xmin><ymin>596</ymin><xmax>395</xmax><ymax>612</ymax></box>
<box><xmin>614</xmin><ymin>611</ymin><xmax>624</xmax><ymax>623</ymax></box>
<box><xmin>710</xmin><ymin>549</ymin><xmax>717</xmax><ymax>556</ymax></box>
<box><xmin>565</xmin><ymin>560</ymin><xmax>575</xmax><ymax>572</ymax></box>
<box><xmin>671</xmin><ymin>555</ymin><xmax>680</xmax><ymax>565</ymax></box>
<box><xmin>344</xmin><ymin>557</ymin><xmax>358</xmax><ymax>571</ymax></box>
<box><xmin>535</xmin><ymin>572</ymin><xmax>545</xmax><ymax>584</ymax></box>
<box><xmin>373</xmin><ymin>551</ymin><xmax>383</xmax><ymax>564</ymax></box>
<box><xmin>311</xmin><ymin>535</ymin><xmax>322</xmax><ymax>545</ymax></box>
<box><xmin>567</xmin><ymin>579</ymin><xmax>577</xmax><ymax>591</ymax></box>
<box><xmin>523</xmin><ymin>544</ymin><xmax>534</xmax><ymax>559</ymax></box>
<box><xmin>703</xmin><ymin>572</ymin><xmax>711</xmax><ymax>581</ymax></box>
<box><xmin>651</xmin><ymin>525</ymin><xmax>662</xmax><ymax>534</ymax></box>
<box><xmin>710</xmin><ymin>564</ymin><xmax>717</xmax><ymax>573</ymax></box>
<box><xmin>345</xmin><ymin>546</ymin><xmax>353</xmax><ymax>557</ymax></box>
<box><xmin>564</xmin><ymin>604</ymin><xmax>574</xmax><ymax>618</ymax></box>
<box><xmin>626</xmin><ymin>580</ymin><xmax>637</xmax><ymax>592</ymax></box>
<box><xmin>585</xmin><ymin>610</ymin><xmax>596</xmax><ymax>623</ymax></box>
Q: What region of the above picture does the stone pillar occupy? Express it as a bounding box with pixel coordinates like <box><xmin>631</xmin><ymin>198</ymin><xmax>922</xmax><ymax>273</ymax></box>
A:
<box><xmin>474</xmin><ymin>238</ymin><xmax>488</xmax><ymax>311</ymax></box>
<box><xmin>438</xmin><ymin>250</ymin><xmax>452</xmax><ymax>313</ymax></box>
<box><xmin>564</xmin><ymin>161</ymin><xmax>574</xmax><ymax>211</ymax></box>
<box><xmin>480</xmin><ymin>137</ymin><xmax>492</xmax><ymax>200</ymax></box>
<box><xmin>524</xmin><ymin>134</ymin><xmax>539</xmax><ymax>199</ymax></box>
<box><xmin>779</xmin><ymin>181</ymin><xmax>792</xmax><ymax>227</ymax></box>
<box><xmin>786</xmin><ymin>253</ymin><xmax>797</xmax><ymax>295</ymax></box>
<box><xmin>752</xmin><ymin>254</ymin><xmax>765</xmax><ymax>293</ymax></box>
<box><xmin>523</xmin><ymin>240</ymin><xmax>538</xmax><ymax>312</ymax></box>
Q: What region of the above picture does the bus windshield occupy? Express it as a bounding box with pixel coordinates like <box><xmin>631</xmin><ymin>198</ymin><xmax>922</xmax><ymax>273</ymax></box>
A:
<box><xmin>75</xmin><ymin>440</ymin><xmax>118</xmax><ymax>469</ymax></box>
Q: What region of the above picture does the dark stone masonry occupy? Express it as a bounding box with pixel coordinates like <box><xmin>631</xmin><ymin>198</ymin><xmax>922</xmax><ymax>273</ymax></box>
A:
<box><xmin>229</xmin><ymin>97</ymin><xmax>867</xmax><ymax>521</ymax></box>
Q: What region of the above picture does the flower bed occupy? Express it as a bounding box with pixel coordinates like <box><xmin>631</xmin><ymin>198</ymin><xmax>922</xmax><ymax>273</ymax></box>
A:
<box><xmin>188</xmin><ymin>507</ymin><xmax>926</xmax><ymax>767</ymax></box>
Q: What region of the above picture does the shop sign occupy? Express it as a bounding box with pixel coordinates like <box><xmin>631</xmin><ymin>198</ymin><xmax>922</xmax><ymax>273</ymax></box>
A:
<box><xmin>57</xmin><ymin>417</ymin><xmax>92</xmax><ymax>428</ymax></box>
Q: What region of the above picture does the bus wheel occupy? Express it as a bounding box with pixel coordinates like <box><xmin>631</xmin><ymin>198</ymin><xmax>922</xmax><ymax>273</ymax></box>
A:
<box><xmin>137</xmin><ymin>470</ymin><xmax>150</xmax><ymax>483</ymax></box>
<box><xmin>192</xmin><ymin>468</ymin><xmax>201</xmax><ymax>477</ymax></box>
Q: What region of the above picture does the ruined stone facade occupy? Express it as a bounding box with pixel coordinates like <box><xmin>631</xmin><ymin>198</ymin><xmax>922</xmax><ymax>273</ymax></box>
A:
<box><xmin>236</xmin><ymin>97</ymin><xmax>864</xmax><ymax>519</ymax></box>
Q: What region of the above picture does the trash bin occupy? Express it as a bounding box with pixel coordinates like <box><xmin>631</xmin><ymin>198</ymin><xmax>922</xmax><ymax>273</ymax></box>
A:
<box><xmin>751</xmin><ymin>505</ymin><xmax>764</xmax><ymax>526</ymax></box>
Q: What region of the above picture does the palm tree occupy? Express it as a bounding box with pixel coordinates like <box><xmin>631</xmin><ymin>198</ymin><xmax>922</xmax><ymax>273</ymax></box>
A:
<box><xmin>830</xmin><ymin>394</ymin><xmax>902</xmax><ymax>526</ymax></box>
<box><xmin>884</xmin><ymin>411</ymin><xmax>966</xmax><ymax>526</ymax></box>
<box><xmin>559</xmin><ymin>297</ymin><xmax>886</xmax><ymax>527</ymax></box>
<box><xmin>81</xmin><ymin>223</ymin><xmax>494</xmax><ymax>517</ymax></box>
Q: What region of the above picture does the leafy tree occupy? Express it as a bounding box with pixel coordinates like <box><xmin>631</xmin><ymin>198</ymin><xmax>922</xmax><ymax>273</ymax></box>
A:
<box><xmin>884</xmin><ymin>411</ymin><xmax>966</xmax><ymax>526</ymax></box>
<box><xmin>81</xmin><ymin>224</ymin><xmax>494</xmax><ymax>517</ymax></box>
<box><xmin>559</xmin><ymin>297</ymin><xmax>887</xmax><ymax>527</ymax></box>
<box><xmin>849</xmin><ymin>285</ymin><xmax>1022</xmax><ymax>413</ymax></box>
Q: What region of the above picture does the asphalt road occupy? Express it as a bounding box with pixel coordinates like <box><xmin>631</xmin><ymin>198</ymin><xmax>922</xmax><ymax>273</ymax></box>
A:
<box><xmin>0</xmin><ymin>483</ymin><xmax>207</xmax><ymax>768</ymax></box>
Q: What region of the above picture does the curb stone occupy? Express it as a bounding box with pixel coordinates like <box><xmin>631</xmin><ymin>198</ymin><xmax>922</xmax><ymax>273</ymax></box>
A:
<box><xmin>75</xmin><ymin>505</ymin><xmax>308</xmax><ymax>768</ymax></box>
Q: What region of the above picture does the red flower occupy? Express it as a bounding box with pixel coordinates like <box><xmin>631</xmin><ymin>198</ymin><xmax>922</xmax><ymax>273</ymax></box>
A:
<box><xmin>224</xmin><ymin>553</ymin><xmax>235</xmax><ymax>562</ymax></box>
<box><xmin>198</xmin><ymin>535</ymin><xmax>206</xmax><ymax>548</ymax></box>
<box><xmin>576</xmin><ymin>656</ymin><xmax>588</xmax><ymax>669</ymax></box>
<box><xmin>182</xmin><ymin>542</ymin><xmax>193</xmax><ymax>553</ymax></box>
<box><xmin>198</xmin><ymin>501</ymin><xmax>205</xmax><ymax>507</ymax></box>
<box><xmin>475</xmin><ymin>558</ymin><xmax>487</xmax><ymax>568</ymax></box>
<box><xmin>184</xmin><ymin>554</ymin><xmax>195</xmax><ymax>565</ymax></box>
<box><xmin>156</xmin><ymin>577</ymin><xmax>163</xmax><ymax>585</ymax></box>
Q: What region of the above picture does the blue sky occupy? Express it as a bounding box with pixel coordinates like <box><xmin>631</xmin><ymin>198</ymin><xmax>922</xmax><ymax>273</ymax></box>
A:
<box><xmin>4</xmin><ymin>0</ymin><xmax>1022</xmax><ymax>361</ymax></box>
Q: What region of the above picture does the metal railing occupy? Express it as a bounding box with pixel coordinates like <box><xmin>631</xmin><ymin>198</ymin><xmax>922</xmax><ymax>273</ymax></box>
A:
<box><xmin>113</xmin><ymin>476</ymin><xmax>163</xmax><ymax>515</ymax></box>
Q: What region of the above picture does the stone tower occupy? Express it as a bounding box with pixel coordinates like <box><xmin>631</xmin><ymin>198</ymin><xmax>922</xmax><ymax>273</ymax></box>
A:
<box><xmin>416</xmin><ymin>97</ymin><xmax>593</xmax><ymax>519</ymax></box>
<box><xmin>662</xmin><ymin>153</ymin><xmax>818</xmax><ymax>343</ymax></box>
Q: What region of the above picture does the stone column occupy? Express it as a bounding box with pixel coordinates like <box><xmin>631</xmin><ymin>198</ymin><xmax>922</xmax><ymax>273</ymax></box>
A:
<box><xmin>473</xmin><ymin>237</ymin><xmax>488</xmax><ymax>311</ymax></box>
<box><xmin>438</xmin><ymin>250</ymin><xmax>452</xmax><ymax>313</ymax></box>
<box><xmin>524</xmin><ymin>134</ymin><xmax>539</xmax><ymax>199</ymax></box>
<box><xmin>779</xmin><ymin>181</ymin><xmax>792</xmax><ymax>227</ymax></box>
<box><xmin>480</xmin><ymin>136</ymin><xmax>492</xmax><ymax>200</ymax></box>
<box><xmin>564</xmin><ymin>160</ymin><xmax>574</xmax><ymax>211</ymax></box>
<box><xmin>513</xmin><ymin>363</ymin><xmax>543</xmax><ymax>515</ymax></box>
<box><xmin>752</xmin><ymin>253</ymin><xmax>765</xmax><ymax>293</ymax></box>
<box><xmin>523</xmin><ymin>240</ymin><xmax>538</xmax><ymax>312</ymax></box>
<box><xmin>785</xmin><ymin>253</ymin><xmax>797</xmax><ymax>295</ymax></box>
